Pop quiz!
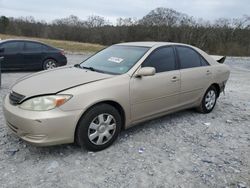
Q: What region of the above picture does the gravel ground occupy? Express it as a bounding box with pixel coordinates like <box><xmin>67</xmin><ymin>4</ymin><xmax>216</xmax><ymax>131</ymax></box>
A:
<box><xmin>0</xmin><ymin>54</ymin><xmax>249</xmax><ymax>188</ymax></box>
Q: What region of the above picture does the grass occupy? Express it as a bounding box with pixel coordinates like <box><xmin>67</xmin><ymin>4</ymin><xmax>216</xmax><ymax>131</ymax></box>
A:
<box><xmin>0</xmin><ymin>34</ymin><xmax>104</xmax><ymax>53</ymax></box>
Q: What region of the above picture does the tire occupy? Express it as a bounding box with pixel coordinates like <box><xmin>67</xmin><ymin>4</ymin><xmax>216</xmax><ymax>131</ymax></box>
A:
<box><xmin>197</xmin><ymin>86</ymin><xmax>218</xmax><ymax>114</ymax></box>
<box><xmin>43</xmin><ymin>59</ymin><xmax>58</xmax><ymax>70</ymax></box>
<box><xmin>76</xmin><ymin>104</ymin><xmax>122</xmax><ymax>151</ymax></box>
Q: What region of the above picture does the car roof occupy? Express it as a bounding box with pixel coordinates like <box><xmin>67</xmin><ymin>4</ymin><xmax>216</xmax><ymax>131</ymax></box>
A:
<box><xmin>0</xmin><ymin>39</ymin><xmax>51</xmax><ymax>47</ymax></box>
<box><xmin>116</xmin><ymin>41</ymin><xmax>192</xmax><ymax>48</ymax></box>
<box><xmin>117</xmin><ymin>41</ymin><xmax>218</xmax><ymax>66</ymax></box>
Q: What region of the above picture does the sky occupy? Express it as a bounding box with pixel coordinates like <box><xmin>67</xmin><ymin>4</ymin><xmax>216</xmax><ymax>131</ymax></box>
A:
<box><xmin>0</xmin><ymin>0</ymin><xmax>249</xmax><ymax>23</ymax></box>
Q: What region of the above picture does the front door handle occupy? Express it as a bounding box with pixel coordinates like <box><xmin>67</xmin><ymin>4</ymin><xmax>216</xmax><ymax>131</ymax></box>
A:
<box><xmin>171</xmin><ymin>76</ymin><xmax>179</xmax><ymax>82</ymax></box>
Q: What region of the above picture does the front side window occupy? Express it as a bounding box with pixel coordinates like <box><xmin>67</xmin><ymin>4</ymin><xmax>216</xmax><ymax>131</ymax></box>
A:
<box><xmin>142</xmin><ymin>47</ymin><xmax>176</xmax><ymax>73</ymax></box>
<box><xmin>176</xmin><ymin>46</ymin><xmax>201</xmax><ymax>69</ymax></box>
<box><xmin>2</xmin><ymin>41</ymin><xmax>24</xmax><ymax>53</ymax></box>
<box><xmin>24</xmin><ymin>42</ymin><xmax>43</xmax><ymax>52</ymax></box>
<box><xmin>80</xmin><ymin>45</ymin><xmax>149</xmax><ymax>75</ymax></box>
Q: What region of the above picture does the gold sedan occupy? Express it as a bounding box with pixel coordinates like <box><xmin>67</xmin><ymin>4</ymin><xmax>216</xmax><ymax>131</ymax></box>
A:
<box><xmin>3</xmin><ymin>42</ymin><xmax>230</xmax><ymax>151</ymax></box>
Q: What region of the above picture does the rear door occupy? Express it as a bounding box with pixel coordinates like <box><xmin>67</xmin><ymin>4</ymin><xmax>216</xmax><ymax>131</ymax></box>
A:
<box><xmin>130</xmin><ymin>46</ymin><xmax>181</xmax><ymax>121</ymax></box>
<box><xmin>22</xmin><ymin>42</ymin><xmax>45</xmax><ymax>69</ymax></box>
<box><xmin>175</xmin><ymin>46</ymin><xmax>212</xmax><ymax>106</ymax></box>
<box><xmin>0</xmin><ymin>41</ymin><xmax>24</xmax><ymax>69</ymax></box>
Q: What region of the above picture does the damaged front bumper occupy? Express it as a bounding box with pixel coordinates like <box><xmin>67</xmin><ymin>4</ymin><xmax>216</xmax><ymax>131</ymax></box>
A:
<box><xmin>3</xmin><ymin>94</ymin><xmax>82</xmax><ymax>146</ymax></box>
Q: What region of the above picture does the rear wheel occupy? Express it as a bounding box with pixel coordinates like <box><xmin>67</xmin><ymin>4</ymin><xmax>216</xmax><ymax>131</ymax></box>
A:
<box><xmin>197</xmin><ymin>86</ymin><xmax>218</xmax><ymax>113</ymax></box>
<box><xmin>76</xmin><ymin>104</ymin><xmax>121</xmax><ymax>151</ymax></box>
<box><xmin>43</xmin><ymin>59</ymin><xmax>57</xmax><ymax>70</ymax></box>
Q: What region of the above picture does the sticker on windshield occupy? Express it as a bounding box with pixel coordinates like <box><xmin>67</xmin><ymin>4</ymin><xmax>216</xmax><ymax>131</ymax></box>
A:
<box><xmin>108</xmin><ymin>57</ymin><xmax>124</xmax><ymax>64</ymax></box>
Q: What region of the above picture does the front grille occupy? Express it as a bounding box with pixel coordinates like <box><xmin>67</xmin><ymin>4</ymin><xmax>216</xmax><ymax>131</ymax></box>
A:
<box><xmin>9</xmin><ymin>91</ymin><xmax>25</xmax><ymax>105</ymax></box>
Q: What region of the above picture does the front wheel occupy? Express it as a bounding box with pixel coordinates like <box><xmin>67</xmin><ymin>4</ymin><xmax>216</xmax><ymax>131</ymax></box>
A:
<box><xmin>197</xmin><ymin>86</ymin><xmax>218</xmax><ymax>113</ymax></box>
<box><xmin>76</xmin><ymin>104</ymin><xmax>122</xmax><ymax>151</ymax></box>
<box><xmin>43</xmin><ymin>59</ymin><xmax>58</xmax><ymax>70</ymax></box>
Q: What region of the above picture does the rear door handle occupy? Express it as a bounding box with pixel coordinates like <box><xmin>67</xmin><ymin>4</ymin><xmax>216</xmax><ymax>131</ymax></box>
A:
<box><xmin>206</xmin><ymin>70</ymin><xmax>212</xmax><ymax>75</ymax></box>
<box><xmin>171</xmin><ymin>76</ymin><xmax>179</xmax><ymax>82</ymax></box>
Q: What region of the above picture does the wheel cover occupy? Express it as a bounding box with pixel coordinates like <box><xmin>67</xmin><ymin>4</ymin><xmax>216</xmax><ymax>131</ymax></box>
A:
<box><xmin>45</xmin><ymin>60</ymin><xmax>56</xmax><ymax>69</ymax></box>
<box><xmin>88</xmin><ymin>113</ymin><xmax>116</xmax><ymax>145</ymax></box>
<box><xmin>205</xmin><ymin>90</ymin><xmax>216</xmax><ymax>110</ymax></box>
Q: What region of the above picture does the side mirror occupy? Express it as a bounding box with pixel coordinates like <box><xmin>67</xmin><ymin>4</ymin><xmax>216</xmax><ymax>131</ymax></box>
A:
<box><xmin>135</xmin><ymin>67</ymin><xmax>156</xmax><ymax>77</ymax></box>
<box><xmin>0</xmin><ymin>48</ymin><xmax>4</xmax><ymax>53</ymax></box>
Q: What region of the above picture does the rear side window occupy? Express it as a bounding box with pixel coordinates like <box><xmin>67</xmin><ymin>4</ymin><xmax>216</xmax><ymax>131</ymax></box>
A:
<box><xmin>24</xmin><ymin>42</ymin><xmax>43</xmax><ymax>52</ymax></box>
<box><xmin>176</xmin><ymin>46</ymin><xmax>201</xmax><ymax>69</ymax></box>
<box><xmin>2</xmin><ymin>41</ymin><xmax>24</xmax><ymax>53</ymax></box>
<box><xmin>200</xmin><ymin>57</ymin><xmax>209</xmax><ymax>66</ymax></box>
<box><xmin>44</xmin><ymin>45</ymin><xmax>54</xmax><ymax>51</ymax></box>
<box><xmin>142</xmin><ymin>47</ymin><xmax>176</xmax><ymax>73</ymax></box>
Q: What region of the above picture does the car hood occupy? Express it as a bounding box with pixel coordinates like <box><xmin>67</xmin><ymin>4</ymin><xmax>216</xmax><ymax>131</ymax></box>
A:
<box><xmin>11</xmin><ymin>66</ymin><xmax>113</xmax><ymax>97</ymax></box>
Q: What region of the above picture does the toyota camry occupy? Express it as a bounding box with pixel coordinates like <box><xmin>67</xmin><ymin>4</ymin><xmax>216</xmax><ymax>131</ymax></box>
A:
<box><xmin>3</xmin><ymin>42</ymin><xmax>230</xmax><ymax>151</ymax></box>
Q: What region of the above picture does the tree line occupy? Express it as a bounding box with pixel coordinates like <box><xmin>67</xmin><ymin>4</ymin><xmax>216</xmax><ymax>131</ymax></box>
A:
<box><xmin>0</xmin><ymin>7</ymin><xmax>250</xmax><ymax>56</ymax></box>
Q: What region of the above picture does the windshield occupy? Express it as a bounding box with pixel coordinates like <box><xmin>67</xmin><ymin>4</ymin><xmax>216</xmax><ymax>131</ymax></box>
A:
<box><xmin>80</xmin><ymin>45</ymin><xmax>149</xmax><ymax>75</ymax></box>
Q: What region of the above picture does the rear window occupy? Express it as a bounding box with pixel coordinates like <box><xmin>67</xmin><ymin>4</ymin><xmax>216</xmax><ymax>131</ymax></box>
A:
<box><xmin>24</xmin><ymin>42</ymin><xmax>43</xmax><ymax>52</ymax></box>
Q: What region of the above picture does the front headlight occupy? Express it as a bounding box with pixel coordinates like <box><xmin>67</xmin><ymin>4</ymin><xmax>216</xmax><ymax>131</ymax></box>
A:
<box><xmin>19</xmin><ymin>95</ymin><xmax>72</xmax><ymax>111</ymax></box>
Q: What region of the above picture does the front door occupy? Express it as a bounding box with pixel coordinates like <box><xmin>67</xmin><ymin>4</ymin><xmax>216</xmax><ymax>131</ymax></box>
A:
<box><xmin>1</xmin><ymin>41</ymin><xmax>24</xmax><ymax>70</ymax></box>
<box><xmin>130</xmin><ymin>46</ymin><xmax>181</xmax><ymax>121</ymax></box>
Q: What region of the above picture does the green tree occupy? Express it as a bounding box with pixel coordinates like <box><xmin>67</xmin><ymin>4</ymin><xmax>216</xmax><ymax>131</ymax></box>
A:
<box><xmin>0</xmin><ymin>16</ymin><xmax>9</xmax><ymax>33</ymax></box>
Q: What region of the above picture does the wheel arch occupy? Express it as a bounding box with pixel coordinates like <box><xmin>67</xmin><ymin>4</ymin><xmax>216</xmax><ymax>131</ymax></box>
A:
<box><xmin>74</xmin><ymin>100</ymin><xmax>126</xmax><ymax>143</ymax></box>
<box><xmin>42</xmin><ymin>57</ymin><xmax>58</xmax><ymax>70</ymax></box>
<box><xmin>43</xmin><ymin>57</ymin><xmax>58</xmax><ymax>63</ymax></box>
<box><xmin>210</xmin><ymin>83</ymin><xmax>220</xmax><ymax>97</ymax></box>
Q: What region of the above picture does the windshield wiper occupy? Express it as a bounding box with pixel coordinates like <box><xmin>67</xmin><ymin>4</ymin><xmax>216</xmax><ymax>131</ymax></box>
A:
<box><xmin>74</xmin><ymin>64</ymin><xmax>96</xmax><ymax>71</ymax></box>
<box><xmin>82</xmin><ymin>66</ymin><xmax>97</xmax><ymax>72</ymax></box>
<box><xmin>74</xmin><ymin>64</ymin><xmax>81</xmax><ymax>68</ymax></box>
<box><xmin>77</xmin><ymin>65</ymin><xmax>113</xmax><ymax>74</ymax></box>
